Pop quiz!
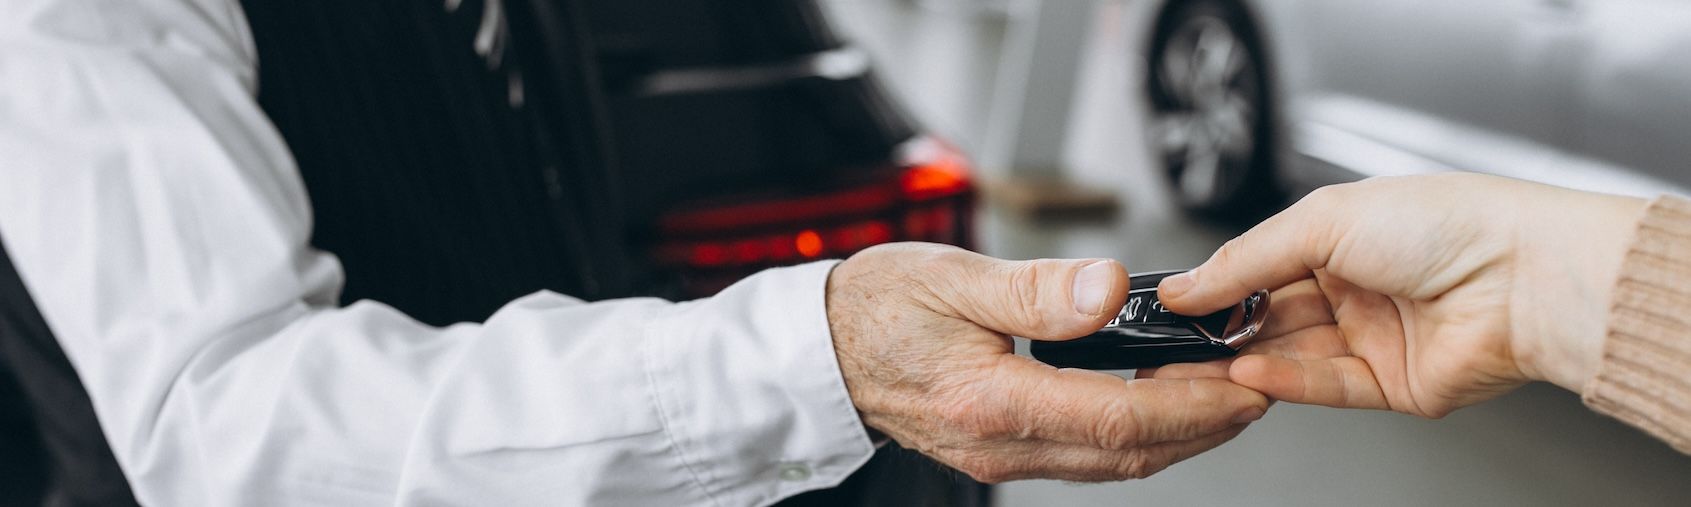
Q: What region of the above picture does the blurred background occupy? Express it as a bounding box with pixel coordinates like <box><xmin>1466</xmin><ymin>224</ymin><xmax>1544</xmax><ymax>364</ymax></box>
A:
<box><xmin>5</xmin><ymin>0</ymin><xmax>1691</xmax><ymax>505</ymax></box>
<box><xmin>814</xmin><ymin>0</ymin><xmax>1691</xmax><ymax>505</ymax></box>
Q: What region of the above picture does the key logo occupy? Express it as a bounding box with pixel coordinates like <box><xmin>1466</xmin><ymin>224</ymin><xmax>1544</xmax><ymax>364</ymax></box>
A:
<box><xmin>1122</xmin><ymin>297</ymin><xmax>1143</xmax><ymax>323</ymax></box>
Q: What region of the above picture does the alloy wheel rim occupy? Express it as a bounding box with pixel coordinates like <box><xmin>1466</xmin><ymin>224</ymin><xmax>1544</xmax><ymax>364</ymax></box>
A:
<box><xmin>1152</xmin><ymin>15</ymin><xmax>1258</xmax><ymax>207</ymax></box>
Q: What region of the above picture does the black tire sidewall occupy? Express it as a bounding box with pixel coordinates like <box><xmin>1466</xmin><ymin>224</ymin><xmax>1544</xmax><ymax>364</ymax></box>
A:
<box><xmin>1146</xmin><ymin>0</ymin><xmax>1281</xmax><ymax>221</ymax></box>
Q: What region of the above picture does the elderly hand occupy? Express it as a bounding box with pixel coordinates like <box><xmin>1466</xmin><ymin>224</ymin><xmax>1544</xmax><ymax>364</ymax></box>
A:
<box><xmin>827</xmin><ymin>243</ymin><xmax>1269</xmax><ymax>483</ymax></box>
<box><xmin>1153</xmin><ymin>173</ymin><xmax>1646</xmax><ymax>418</ymax></box>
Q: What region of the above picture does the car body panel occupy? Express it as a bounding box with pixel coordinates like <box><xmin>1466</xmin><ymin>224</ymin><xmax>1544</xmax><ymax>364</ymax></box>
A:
<box><xmin>1126</xmin><ymin>0</ymin><xmax>1690</xmax><ymax>200</ymax></box>
<box><xmin>1575</xmin><ymin>0</ymin><xmax>1691</xmax><ymax>186</ymax></box>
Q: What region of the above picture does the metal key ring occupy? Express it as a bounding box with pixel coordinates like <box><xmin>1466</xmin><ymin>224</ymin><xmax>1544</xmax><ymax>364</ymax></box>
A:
<box><xmin>1222</xmin><ymin>289</ymin><xmax>1270</xmax><ymax>348</ymax></box>
<box><xmin>1189</xmin><ymin>289</ymin><xmax>1270</xmax><ymax>349</ymax></box>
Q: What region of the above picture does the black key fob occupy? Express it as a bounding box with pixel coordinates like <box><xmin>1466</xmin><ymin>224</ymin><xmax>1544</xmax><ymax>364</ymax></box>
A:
<box><xmin>1031</xmin><ymin>270</ymin><xmax>1269</xmax><ymax>370</ymax></box>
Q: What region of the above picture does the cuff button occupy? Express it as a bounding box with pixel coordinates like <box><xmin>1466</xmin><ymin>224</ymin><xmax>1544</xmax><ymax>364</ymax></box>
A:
<box><xmin>777</xmin><ymin>463</ymin><xmax>812</xmax><ymax>482</ymax></box>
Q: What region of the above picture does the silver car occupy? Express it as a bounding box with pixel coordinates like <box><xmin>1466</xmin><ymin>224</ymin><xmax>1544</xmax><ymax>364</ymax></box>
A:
<box><xmin>1125</xmin><ymin>0</ymin><xmax>1691</xmax><ymax>217</ymax></box>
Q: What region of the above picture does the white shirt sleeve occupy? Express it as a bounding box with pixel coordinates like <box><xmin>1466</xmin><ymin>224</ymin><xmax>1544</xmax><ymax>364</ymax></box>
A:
<box><xmin>0</xmin><ymin>0</ymin><xmax>877</xmax><ymax>505</ymax></box>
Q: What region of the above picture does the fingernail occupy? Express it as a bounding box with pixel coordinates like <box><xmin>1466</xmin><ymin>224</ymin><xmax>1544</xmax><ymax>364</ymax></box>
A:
<box><xmin>1233</xmin><ymin>406</ymin><xmax>1265</xmax><ymax>424</ymax></box>
<box><xmin>1160</xmin><ymin>271</ymin><xmax>1196</xmax><ymax>299</ymax></box>
<box><xmin>1072</xmin><ymin>261</ymin><xmax>1114</xmax><ymax>315</ymax></box>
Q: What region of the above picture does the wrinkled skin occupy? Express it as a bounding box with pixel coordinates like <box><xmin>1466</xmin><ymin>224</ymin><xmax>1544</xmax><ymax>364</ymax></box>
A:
<box><xmin>826</xmin><ymin>243</ymin><xmax>1268</xmax><ymax>483</ymax></box>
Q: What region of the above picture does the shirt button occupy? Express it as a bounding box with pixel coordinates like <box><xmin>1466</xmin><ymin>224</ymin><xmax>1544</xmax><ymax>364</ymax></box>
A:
<box><xmin>777</xmin><ymin>463</ymin><xmax>812</xmax><ymax>482</ymax></box>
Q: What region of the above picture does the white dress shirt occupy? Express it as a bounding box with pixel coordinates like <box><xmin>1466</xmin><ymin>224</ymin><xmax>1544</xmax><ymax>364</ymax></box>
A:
<box><xmin>0</xmin><ymin>0</ymin><xmax>876</xmax><ymax>504</ymax></box>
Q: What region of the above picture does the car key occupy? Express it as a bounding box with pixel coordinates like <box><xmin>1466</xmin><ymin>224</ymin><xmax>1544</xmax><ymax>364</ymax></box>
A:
<box><xmin>1031</xmin><ymin>270</ymin><xmax>1269</xmax><ymax>370</ymax></box>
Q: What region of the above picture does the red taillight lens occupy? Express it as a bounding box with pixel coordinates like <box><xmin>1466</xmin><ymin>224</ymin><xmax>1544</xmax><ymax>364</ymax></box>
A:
<box><xmin>899</xmin><ymin>138</ymin><xmax>972</xmax><ymax>200</ymax></box>
<box><xmin>795</xmin><ymin>230</ymin><xmax>825</xmax><ymax>258</ymax></box>
<box><xmin>689</xmin><ymin>243</ymin><xmax>729</xmax><ymax>267</ymax></box>
<box><xmin>652</xmin><ymin>136</ymin><xmax>975</xmax><ymax>293</ymax></box>
<box><xmin>658</xmin><ymin>187</ymin><xmax>896</xmax><ymax>235</ymax></box>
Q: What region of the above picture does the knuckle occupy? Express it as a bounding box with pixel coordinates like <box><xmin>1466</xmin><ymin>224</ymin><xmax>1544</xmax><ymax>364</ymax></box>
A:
<box><xmin>1209</xmin><ymin>238</ymin><xmax>1242</xmax><ymax>268</ymax></box>
<box><xmin>1205</xmin><ymin>239</ymin><xmax>1256</xmax><ymax>294</ymax></box>
<box><xmin>952</xmin><ymin>453</ymin><xmax>1013</xmax><ymax>484</ymax></box>
<box><xmin>1303</xmin><ymin>183</ymin><xmax>1349</xmax><ymax>208</ymax></box>
<box><xmin>847</xmin><ymin>243</ymin><xmax>906</xmax><ymax>268</ymax></box>
<box><xmin>958</xmin><ymin>419</ymin><xmax>1001</xmax><ymax>442</ymax></box>
<box><xmin>971</xmin><ymin>468</ymin><xmax>1011</xmax><ymax>485</ymax></box>
<box><xmin>1090</xmin><ymin>399</ymin><xmax>1143</xmax><ymax>450</ymax></box>
<box><xmin>859</xmin><ymin>242</ymin><xmax>953</xmax><ymax>273</ymax></box>
<box><xmin>1292</xmin><ymin>186</ymin><xmax>1340</xmax><ymax>223</ymax></box>
<box><xmin>940</xmin><ymin>393</ymin><xmax>1012</xmax><ymax>441</ymax></box>
<box><xmin>1186</xmin><ymin>379</ymin><xmax>1227</xmax><ymax>407</ymax></box>
<box><xmin>903</xmin><ymin>246</ymin><xmax>976</xmax><ymax>309</ymax></box>
<box><xmin>1005</xmin><ymin>261</ymin><xmax>1050</xmax><ymax>330</ymax></box>
<box><xmin>1116</xmin><ymin>452</ymin><xmax>1167</xmax><ymax>480</ymax></box>
<box><xmin>911</xmin><ymin>245</ymin><xmax>959</xmax><ymax>271</ymax></box>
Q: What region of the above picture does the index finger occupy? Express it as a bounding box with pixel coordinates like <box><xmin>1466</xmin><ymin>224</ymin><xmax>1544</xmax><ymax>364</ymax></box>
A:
<box><xmin>998</xmin><ymin>359</ymin><xmax>1268</xmax><ymax>450</ymax></box>
<box><xmin>1158</xmin><ymin>186</ymin><xmax>1352</xmax><ymax>315</ymax></box>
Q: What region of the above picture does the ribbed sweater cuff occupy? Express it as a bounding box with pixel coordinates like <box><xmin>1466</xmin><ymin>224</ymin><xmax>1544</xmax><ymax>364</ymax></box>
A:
<box><xmin>1584</xmin><ymin>195</ymin><xmax>1691</xmax><ymax>454</ymax></box>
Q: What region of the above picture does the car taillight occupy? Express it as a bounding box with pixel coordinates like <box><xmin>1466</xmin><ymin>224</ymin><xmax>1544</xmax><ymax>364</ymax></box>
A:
<box><xmin>651</xmin><ymin>136</ymin><xmax>976</xmax><ymax>287</ymax></box>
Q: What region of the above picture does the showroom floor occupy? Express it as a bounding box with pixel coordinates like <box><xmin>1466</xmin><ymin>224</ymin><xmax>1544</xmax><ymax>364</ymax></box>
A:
<box><xmin>824</xmin><ymin>1</ymin><xmax>1691</xmax><ymax>505</ymax></box>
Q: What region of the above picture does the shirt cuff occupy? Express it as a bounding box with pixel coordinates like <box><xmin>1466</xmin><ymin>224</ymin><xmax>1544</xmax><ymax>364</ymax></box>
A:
<box><xmin>643</xmin><ymin>260</ymin><xmax>876</xmax><ymax>506</ymax></box>
<box><xmin>1584</xmin><ymin>195</ymin><xmax>1691</xmax><ymax>454</ymax></box>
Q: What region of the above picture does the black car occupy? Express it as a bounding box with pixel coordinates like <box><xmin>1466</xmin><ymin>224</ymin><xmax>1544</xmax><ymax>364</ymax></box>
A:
<box><xmin>589</xmin><ymin>0</ymin><xmax>976</xmax><ymax>297</ymax></box>
<box><xmin>592</xmin><ymin>4</ymin><xmax>985</xmax><ymax>504</ymax></box>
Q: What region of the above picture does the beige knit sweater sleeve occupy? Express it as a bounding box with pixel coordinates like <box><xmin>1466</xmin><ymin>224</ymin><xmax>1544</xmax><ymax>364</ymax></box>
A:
<box><xmin>1583</xmin><ymin>195</ymin><xmax>1691</xmax><ymax>454</ymax></box>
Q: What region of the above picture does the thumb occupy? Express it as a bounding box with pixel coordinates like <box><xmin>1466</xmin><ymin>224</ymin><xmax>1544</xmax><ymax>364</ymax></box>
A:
<box><xmin>922</xmin><ymin>249</ymin><xmax>1129</xmax><ymax>341</ymax></box>
<box><xmin>1158</xmin><ymin>187</ymin><xmax>1346</xmax><ymax>315</ymax></box>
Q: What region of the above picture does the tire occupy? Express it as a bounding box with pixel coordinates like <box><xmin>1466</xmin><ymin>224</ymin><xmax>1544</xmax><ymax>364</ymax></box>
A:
<box><xmin>1145</xmin><ymin>0</ymin><xmax>1281</xmax><ymax>221</ymax></box>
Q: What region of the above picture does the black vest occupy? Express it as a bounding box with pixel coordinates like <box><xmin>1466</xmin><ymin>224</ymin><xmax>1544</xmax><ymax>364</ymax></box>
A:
<box><xmin>0</xmin><ymin>1</ymin><xmax>981</xmax><ymax>505</ymax></box>
<box><xmin>244</xmin><ymin>0</ymin><xmax>637</xmax><ymax>324</ymax></box>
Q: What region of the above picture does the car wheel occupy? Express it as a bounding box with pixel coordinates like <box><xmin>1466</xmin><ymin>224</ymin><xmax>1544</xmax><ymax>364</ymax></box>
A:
<box><xmin>1146</xmin><ymin>0</ymin><xmax>1280</xmax><ymax>220</ymax></box>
